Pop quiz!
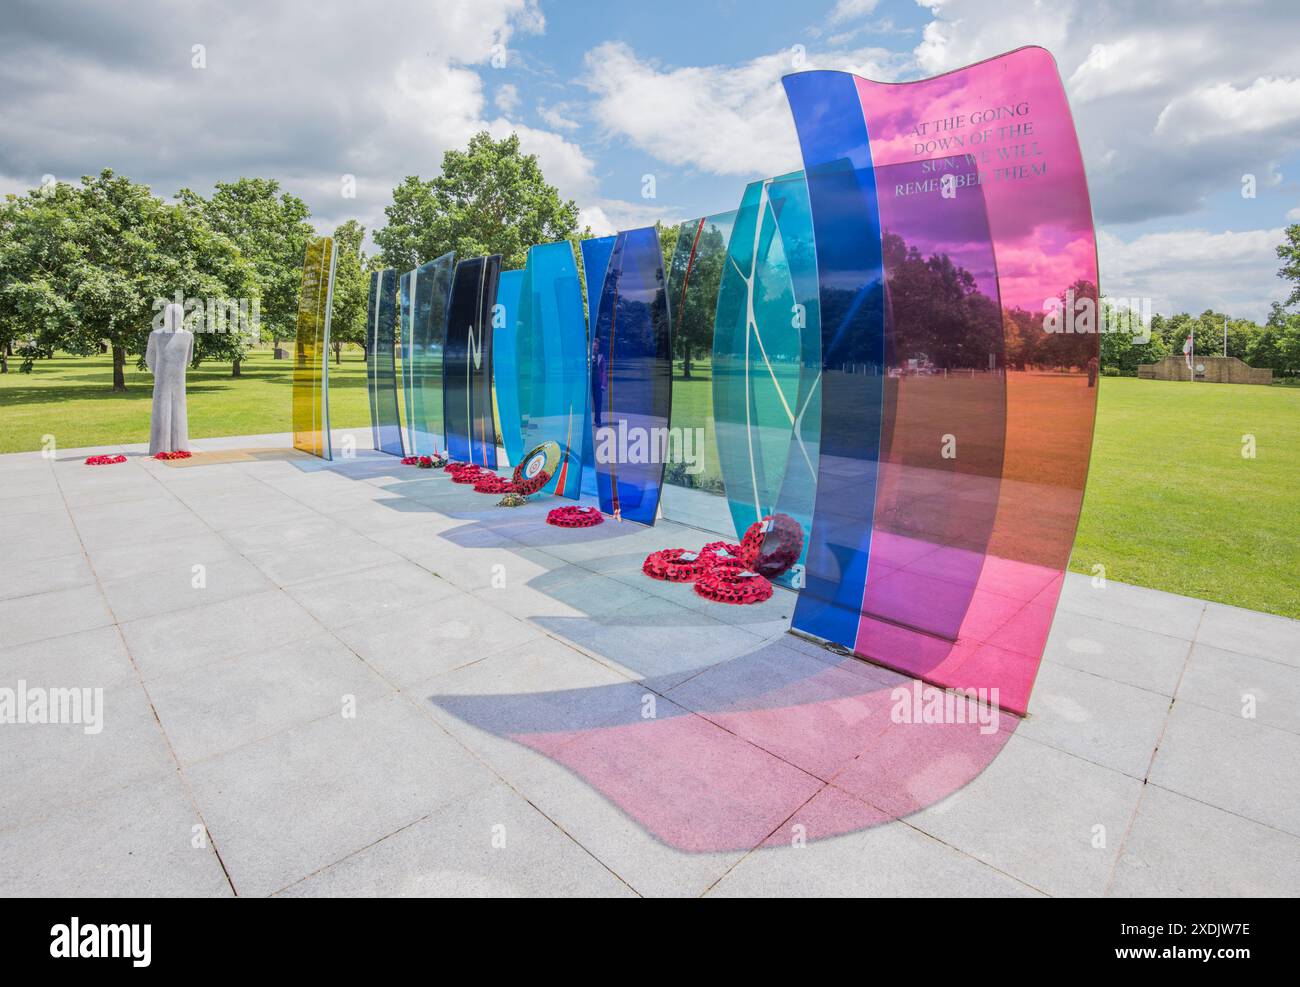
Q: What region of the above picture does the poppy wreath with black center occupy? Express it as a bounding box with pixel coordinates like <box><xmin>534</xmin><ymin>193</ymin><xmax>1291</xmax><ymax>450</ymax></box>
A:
<box><xmin>153</xmin><ymin>450</ymin><xmax>192</xmax><ymax>461</ymax></box>
<box><xmin>85</xmin><ymin>454</ymin><xmax>127</xmax><ymax>466</ymax></box>
<box><xmin>694</xmin><ymin>567</ymin><xmax>774</xmax><ymax>605</ymax></box>
<box><xmin>511</xmin><ymin>468</ymin><xmax>551</xmax><ymax>497</ymax></box>
<box><xmin>752</xmin><ymin>513</ymin><xmax>804</xmax><ymax>578</ymax></box>
<box><xmin>546</xmin><ymin>506</ymin><xmax>603</xmax><ymax>528</ymax></box>
<box><xmin>400</xmin><ymin>456</ymin><xmax>419</xmax><ymax>465</ymax></box>
<box><xmin>442</xmin><ymin>460</ymin><xmax>471</xmax><ymax>474</ymax></box>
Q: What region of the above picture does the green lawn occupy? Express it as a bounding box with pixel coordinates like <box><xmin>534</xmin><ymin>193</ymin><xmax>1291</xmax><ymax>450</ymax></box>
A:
<box><xmin>0</xmin><ymin>348</ymin><xmax>372</xmax><ymax>454</ymax></box>
<box><xmin>2</xmin><ymin>356</ymin><xmax>1296</xmax><ymax>618</ymax></box>
<box><xmin>1071</xmin><ymin>377</ymin><xmax>1299</xmax><ymax>618</ymax></box>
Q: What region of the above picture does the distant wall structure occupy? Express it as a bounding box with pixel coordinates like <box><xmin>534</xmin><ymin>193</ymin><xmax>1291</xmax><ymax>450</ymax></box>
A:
<box><xmin>1138</xmin><ymin>355</ymin><xmax>1273</xmax><ymax>385</ymax></box>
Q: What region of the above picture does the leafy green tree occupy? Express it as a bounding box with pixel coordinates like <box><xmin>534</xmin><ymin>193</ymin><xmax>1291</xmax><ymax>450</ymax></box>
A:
<box><xmin>0</xmin><ymin>170</ymin><xmax>255</xmax><ymax>391</ymax></box>
<box><xmin>0</xmin><ymin>184</ymin><xmax>82</xmax><ymax>373</ymax></box>
<box><xmin>375</xmin><ymin>132</ymin><xmax>584</xmax><ymax>271</ymax></box>
<box><xmin>178</xmin><ymin>177</ymin><xmax>314</xmax><ymax>372</ymax></box>
<box><xmin>328</xmin><ymin>219</ymin><xmax>369</xmax><ymax>365</ymax></box>
<box><xmin>1276</xmin><ymin>224</ymin><xmax>1300</xmax><ymax>310</ymax></box>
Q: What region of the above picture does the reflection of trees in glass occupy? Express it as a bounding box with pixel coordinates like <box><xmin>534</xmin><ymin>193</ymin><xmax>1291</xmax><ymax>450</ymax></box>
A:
<box><xmin>881</xmin><ymin>231</ymin><xmax>1002</xmax><ymax>371</ymax></box>
<box><xmin>669</xmin><ymin>222</ymin><xmax>728</xmax><ymax>379</ymax></box>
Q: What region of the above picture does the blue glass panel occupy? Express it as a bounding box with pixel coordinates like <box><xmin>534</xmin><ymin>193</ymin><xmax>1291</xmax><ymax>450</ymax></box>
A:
<box><xmin>443</xmin><ymin>255</ymin><xmax>501</xmax><ymax>467</ymax></box>
<box><xmin>781</xmin><ymin>71</ymin><xmax>885</xmax><ymax>645</ymax></box>
<box><xmin>493</xmin><ymin>268</ymin><xmax>525</xmax><ymax>465</ymax></box>
<box><xmin>408</xmin><ymin>252</ymin><xmax>455</xmax><ymax>456</ymax></box>
<box><xmin>578</xmin><ymin>235</ymin><xmax>616</xmax><ymax>499</ymax></box>
<box><xmin>517</xmin><ymin>241</ymin><xmax>588</xmax><ymax>498</ymax></box>
<box><xmin>365</xmin><ymin>268</ymin><xmax>403</xmax><ymax>456</ymax></box>
<box><xmin>590</xmin><ymin>227</ymin><xmax>672</xmax><ymax>525</ymax></box>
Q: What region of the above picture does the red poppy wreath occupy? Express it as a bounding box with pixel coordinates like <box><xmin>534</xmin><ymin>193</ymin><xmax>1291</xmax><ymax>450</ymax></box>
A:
<box><xmin>546</xmin><ymin>505</ymin><xmax>603</xmax><ymax>528</ymax></box>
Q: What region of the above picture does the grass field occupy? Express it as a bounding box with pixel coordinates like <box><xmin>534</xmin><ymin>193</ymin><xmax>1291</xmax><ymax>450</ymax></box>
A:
<box><xmin>2</xmin><ymin>354</ymin><xmax>1296</xmax><ymax>617</ymax></box>
<box><xmin>0</xmin><ymin>348</ymin><xmax>372</xmax><ymax>455</ymax></box>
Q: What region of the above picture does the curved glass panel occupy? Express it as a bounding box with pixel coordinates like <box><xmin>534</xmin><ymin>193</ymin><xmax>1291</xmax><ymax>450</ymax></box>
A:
<box><xmin>591</xmin><ymin>227</ymin><xmax>671</xmax><ymax>525</ymax></box>
<box><xmin>517</xmin><ymin>241</ymin><xmax>588</xmax><ymax>498</ymax></box>
<box><xmin>292</xmin><ymin>235</ymin><xmax>337</xmax><ymax>460</ymax></box>
<box><xmin>660</xmin><ymin>211</ymin><xmax>736</xmax><ymax>533</ymax></box>
<box><xmin>714</xmin><ymin>173</ymin><xmax>822</xmax><ymax>587</ymax></box>
<box><xmin>493</xmin><ymin>268</ymin><xmax>525</xmax><ymax>465</ymax></box>
<box><xmin>578</xmin><ymin>235</ymin><xmax>616</xmax><ymax>499</ymax></box>
<box><xmin>398</xmin><ymin>270</ymin><xmax>415</xmax><ymax>451</ymax></box>
<box><xmin>443</xmin><ymin>255</ymin><xmax>501</xmax><ymax>467</ymax></box>
<box><xmin>366</xmin><ymin>268</ymin><xmax>403</xmax><ymax>456</ymax></box>
<box><xmin>409</xmin><ymin>252</ymin><xmax>455</xmax><ymax>457</ymax></box>
<box><xmin>783</xmin><ymin>47</ymin><xmax>1100</xmax><ymax>713</ymax></box>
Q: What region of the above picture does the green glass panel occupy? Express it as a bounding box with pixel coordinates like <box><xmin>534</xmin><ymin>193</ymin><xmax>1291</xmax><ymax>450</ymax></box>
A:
<box><xmin>713</xmin><ymin>172</ymin><xmax>821</xmax><ymax>585</ymax></box>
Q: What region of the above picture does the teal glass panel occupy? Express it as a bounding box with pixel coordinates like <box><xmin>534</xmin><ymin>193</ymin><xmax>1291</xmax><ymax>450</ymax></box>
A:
<box><xmin>398</xmin><ymin>270</ymin><xmax>415</xmax><ymax>451</ymax></box>
<box><xmin>661</xmin><ymin>211</ymin><xmax>737</xmax><ymax>533</ymax></box>
<box><xmin>366</xmin><ymin>269</ymin><xmax>403</xmax><ymax>456</ymax></box>
<box><xmin>516</xmin><ymin>241</ymin><xmax>587</xmax><ymax>498</ymax></box>
<box><xmin>713</xmin><ymin>171</ymin><xmax>822</xmax><ymax>586</ymax></box>
<box><xmin>493</xmin><ymin>269</ymin><xmax>525</xmax><ymax>466</ymax></box>
<box><xmin>408</xmin><ymin>252</ymin><xmax>455</xmax><ymax>457</ymax></box>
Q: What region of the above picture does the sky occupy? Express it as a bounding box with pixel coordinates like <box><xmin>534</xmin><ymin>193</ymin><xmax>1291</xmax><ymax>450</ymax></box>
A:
<box><xmin>1</xmin><ymin>0</ymin><xmax>1297</xmax><ymax>320</ymax></box>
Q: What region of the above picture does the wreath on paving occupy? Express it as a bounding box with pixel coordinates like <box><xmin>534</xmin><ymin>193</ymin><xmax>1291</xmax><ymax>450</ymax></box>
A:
<box><xmin>546</xmin><ymin>505</ymin><xmax>604</xmax><ymax>528</ymax></box>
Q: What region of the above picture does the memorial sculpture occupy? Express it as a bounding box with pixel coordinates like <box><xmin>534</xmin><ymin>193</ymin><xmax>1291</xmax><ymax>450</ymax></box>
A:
<box><xmin>146</xmin><ymin>301</ymin><xmax>194</xmax><ymax>456</ymax></box>
<box><xmin>327</xmin><ymin>47</ymin><xmax>1096</xmax><ymax>710</ymax></box>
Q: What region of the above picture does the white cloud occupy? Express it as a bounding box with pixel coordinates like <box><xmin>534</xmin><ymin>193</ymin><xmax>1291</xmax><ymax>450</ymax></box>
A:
<box><xmin>495</xmin><ymin>83</ymin><xmax>520</xmax><ymax>113</ymax></box>
<box><xmin>578</xmin><ymin>198</ymin><xmax>681</xmax><ymax>237</ymax></box>
<box><xmin>908</xmin><ymin>0</ymin><xmax>1300</xmax><ymax>224</ymax></box>
<box><xmin>0</xmin><ymin>0</ymin><xmax>584</xmax><ymax>248</ymax></box>
<box><xmin>538</xmin><ymin>102</ymin><xmax>581</xmax><ymax>131</ymax></box>
<box><xmin>830</xmin><ymin>0</ymin><xmax>880</xmax><ymax>23</ymax></box>
<box><xmin>1098</xmin><ymin>226</ymin><xmax>1288</xmax><ymax>320</ymax></box>
<box><xmin>582</xmin><ymin>40</ymin><xmax>908</xmax><ymax>178</ymax></box>
<box><xmin>1155</xmin><ymin>77</ymin><xmax>1300</xmax><ymax>143</ymax></box>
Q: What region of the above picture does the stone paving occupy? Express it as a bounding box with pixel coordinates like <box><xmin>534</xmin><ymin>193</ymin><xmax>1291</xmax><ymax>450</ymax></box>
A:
<box><xmin>1</xmin><ymin>431</ymin><xmax>1297</xmax><ymax>897</ymax></box>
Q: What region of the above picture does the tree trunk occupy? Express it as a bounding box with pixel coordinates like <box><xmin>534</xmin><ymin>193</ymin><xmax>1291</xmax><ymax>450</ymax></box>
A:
<box><xmin>1</xmin><ymin>352</ymin><xmax>7</xmax><ymax>374</ymax></box>
<box><xmin>334</xmin><ymin>342</ymin><xmax>341</xmax><ymax>365</ymax></box>
<box><xmin>232</xmin><ymin>358</ymin><xmax>242</xmax><ymax>378</ymax></box>
<box><xmin>683</xmin><ymin>342</ymin><xmax>692</xmax><ymax>379</ymax></box>
<box><xmin>111</xmin><ymin>344</ymin><xmax>127</xmax><ymax>391</ymax></box>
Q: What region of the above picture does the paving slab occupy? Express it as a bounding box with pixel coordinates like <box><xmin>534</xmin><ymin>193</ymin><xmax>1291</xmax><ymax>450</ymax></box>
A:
<box><xmin>278</xmin><ymin>782</ymin><xmax>633</xmax><ymax>897</ymax></box>
<box><xmin>185</xmin><ymin>694</ymin><xmax>498</xmax><ymax>896</ymax></box>
<box><xmin>1149</xmin><ymin>700</ymin><xmax>1300</xmax><ymax>836</ymax></box>
<box><xmin>0</xmin><ymin>772</ymin><xmax>232</xmax><ymax>897</ymax></box>
<box><xmin>1110</xmin><ymin>784</ymin><xmax>1300</xmax><ymax>897</ymax></box>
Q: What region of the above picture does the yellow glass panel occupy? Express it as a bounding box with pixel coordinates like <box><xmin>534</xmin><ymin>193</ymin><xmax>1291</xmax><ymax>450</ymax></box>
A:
<box><xmin>292</xmin><ymin>236</ymin><xmax>337</xmax><ymax>459</ymax></box>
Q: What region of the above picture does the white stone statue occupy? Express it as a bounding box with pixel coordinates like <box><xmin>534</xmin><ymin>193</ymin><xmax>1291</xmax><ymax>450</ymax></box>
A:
<box><xmin>146</xmin><ymin>303</ymin><xmax>194</xmax><ymax>454</ymax></box>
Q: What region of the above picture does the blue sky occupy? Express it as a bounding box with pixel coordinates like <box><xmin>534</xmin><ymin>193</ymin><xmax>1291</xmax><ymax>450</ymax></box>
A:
<box><xmin>1</xmin><ymin>0</ymin><xmax>1297</xmax><ymax>319</ymax></box>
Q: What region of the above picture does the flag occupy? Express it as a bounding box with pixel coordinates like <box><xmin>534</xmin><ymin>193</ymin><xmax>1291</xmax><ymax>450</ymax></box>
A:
<box><xmin>1183</xmin><ymin>334</ymin><xmax>1194</xmax><ymax>370</ymax></box>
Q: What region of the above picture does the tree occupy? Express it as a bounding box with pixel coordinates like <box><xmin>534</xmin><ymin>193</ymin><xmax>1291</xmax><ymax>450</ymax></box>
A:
<box><xmin>328</xmin><ymin>219</ymin><xmax>369</xmax><ymax>365</ymax></box>
<box><xmin>0</xmin><ymin>170</ymin><xmax>255</xmax><ymax>391</ymax></box>
<box><xmin>0</xmin><ymin>186</ymin><xmax>82</xmax><ymax>373</ymax></box>
<box><xmin>374</xmin><ymin>132</ymin><xmax>584</xmax><ymax>271</ymax></box>
<box><xmin>178</xmin><ymin>177</ymin><xmax>314</xmax><ymax>373</ymax></box>
<box><xmin>1276</xmin><ymin>224</ymin><xmax>1300</xmax><ymax>310</ymax></box>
